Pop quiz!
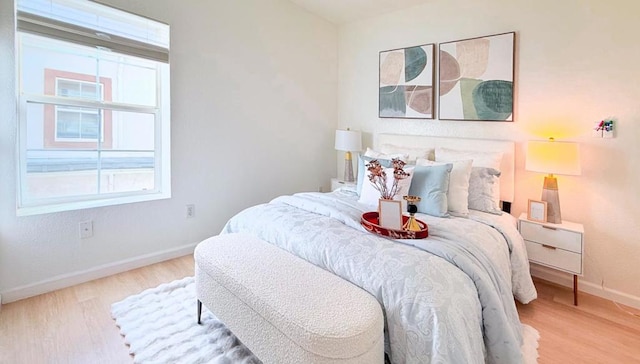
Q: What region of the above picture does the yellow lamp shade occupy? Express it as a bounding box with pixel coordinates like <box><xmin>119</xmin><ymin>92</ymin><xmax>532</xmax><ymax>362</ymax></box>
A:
<box><xmin>526</xmin><ymin>138</ymin><xmax>581</xmax><ymax>224</ymax></box>
<box><xmin>525</xmin><ymin>139</ymin><xmax>581</xmax><ymax>176</ymax></box>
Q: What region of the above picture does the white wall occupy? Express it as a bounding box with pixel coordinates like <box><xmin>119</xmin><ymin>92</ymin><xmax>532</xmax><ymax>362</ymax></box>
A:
<box><xmin>0</xmin><ymin>0</ymin><xmax>338</xmax><ymax>301</ymax></box>
<box><xmin>338</xmin><ymin>0</ymin><xmax>640</xmax><ymax>305</ymax></box>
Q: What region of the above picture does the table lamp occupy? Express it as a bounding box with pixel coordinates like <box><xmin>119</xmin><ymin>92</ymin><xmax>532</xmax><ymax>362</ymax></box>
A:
<box><xmin>525</xmin><ymin>138</ymin><xmax>581</xmax><ymax>223</ymax></box>
<box><xmin>334</xmin><ymin>129</ymin><xmax>362</xmax><ymax>183</ymax></box>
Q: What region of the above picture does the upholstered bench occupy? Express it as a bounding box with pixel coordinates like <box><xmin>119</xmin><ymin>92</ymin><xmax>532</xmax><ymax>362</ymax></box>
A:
<box><xmin>194</xmin><ymin>233</ymin><xmax>384</xmax><ymax>364</ymax></box>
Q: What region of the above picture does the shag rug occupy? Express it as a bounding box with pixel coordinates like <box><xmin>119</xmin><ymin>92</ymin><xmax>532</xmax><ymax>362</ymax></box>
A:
<box><xmin>111</xmin><ymin>277</ymin><xmax>540</xmax><ymax>364</ymax></box>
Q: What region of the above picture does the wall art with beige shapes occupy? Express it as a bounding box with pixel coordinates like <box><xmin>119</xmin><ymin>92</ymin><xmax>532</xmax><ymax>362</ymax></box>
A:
<box><xmin>379</xmin><ymin>43</ymin><xmax>435</xmax><ymax>119</ymax></box>
<box><xmin>439</xmin><ymin>32</ymin><xmax>515</xmax><ymax>121</ymax></box>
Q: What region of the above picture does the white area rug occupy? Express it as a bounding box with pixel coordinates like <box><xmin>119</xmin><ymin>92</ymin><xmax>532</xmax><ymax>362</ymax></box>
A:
<box><xmin>522</xmin><ymin>324</ymin><xmax>540</xmax><ymax>364</ymax></box>
<box><xmin>111</xmin><ymin>276</ymin><xmax>260</xmax><ymax>364</ymax></box>
<box><xmin>112</xmin><ymin>277</ymin><xmax>539</xmax><ymax>364</ymax></box>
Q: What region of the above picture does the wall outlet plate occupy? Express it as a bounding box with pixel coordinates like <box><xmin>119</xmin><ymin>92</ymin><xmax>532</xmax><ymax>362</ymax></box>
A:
<box><xmin>79</xmin><ymin>221</ymin><xmax>93</xmax><ymax>239</ymax></box>
<box><xmin>186</xmin><ymin>204</ymin><xmax>195</xmax><ymax>218</ymax></box>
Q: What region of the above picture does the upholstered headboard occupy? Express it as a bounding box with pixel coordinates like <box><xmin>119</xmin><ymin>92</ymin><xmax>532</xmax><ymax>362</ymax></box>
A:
<box><xmin>375</xmin><ymin>134</ymin><xmax>515</xmax><ymax>203</ymax></box>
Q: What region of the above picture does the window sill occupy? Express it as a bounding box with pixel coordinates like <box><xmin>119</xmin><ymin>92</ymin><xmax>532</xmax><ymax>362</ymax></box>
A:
<box><xmin>17</xmin><ymin>190</ymin><xmax>171</xmax><ymax>217</ymax></box>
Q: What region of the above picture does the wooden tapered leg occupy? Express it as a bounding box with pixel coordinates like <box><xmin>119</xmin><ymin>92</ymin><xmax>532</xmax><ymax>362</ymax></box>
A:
<box><xmin>197</xmin><ymin>300</ymin><xmax>202</xmax><ymax>324</ymax></box>
<box><xmin>573</xmin><ymin>275</ymin><xmax>578</xmax><ymax>306</ymax></box>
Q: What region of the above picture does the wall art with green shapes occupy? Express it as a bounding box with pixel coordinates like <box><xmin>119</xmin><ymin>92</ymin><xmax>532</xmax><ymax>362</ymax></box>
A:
<box><xmin>439</xmin><ymin>32</ymin><xmax>515</xmax><ymax>121</ymax></box>
<box><xmin>379</xmin><ymin>43</ymin><xmax>435</xmax><ymax>119</ymax></box>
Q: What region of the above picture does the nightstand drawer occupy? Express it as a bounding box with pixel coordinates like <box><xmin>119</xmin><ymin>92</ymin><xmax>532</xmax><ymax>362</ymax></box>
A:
<box><xmin>525</xmin><ymin>240</ymin><xmax>582</xmax><ymax>274</ymax></box>
<box><xmin>520</xmin><ymin>222</ymin><xmax>582</xmax><ymax>253</ymax></box>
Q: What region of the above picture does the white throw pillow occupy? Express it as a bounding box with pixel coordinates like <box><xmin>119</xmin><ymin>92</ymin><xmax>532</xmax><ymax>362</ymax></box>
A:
<box><xmin>363</xmin><ymin>147</ymin><xmax>409</xmax><ymax>160</ymax></box>
<box><xmin>358</xmin><ymin>149</ymin><xmax>409</xmax><ymax>195</ymax></box>
<box><xmin>435</xmin><ymin>147</ymin><xmax>503</xmax><ymax>171</ymax></box>
<box><xmin>417</xmin><ymin>158</ymin><xmax>473</xmax><ymax>217</ymax></box>
<box><xmin>435</xmin><ymin>147</ymin><xmax>503</xmax><ymax>212</ymax></box>
<box><xmin>468</xmin><ymin>167</ymin><xmax>503</xmax><ymax>215</ymax></box>
<box><xmin>358</xmin><ymin>167</ymin><xmax>414</xmax><ymax>210</ymax></box>
<box><xmin>379</xmin><ymin>144</ymin><xmax>434</xmax><ymax>164</ymax></box>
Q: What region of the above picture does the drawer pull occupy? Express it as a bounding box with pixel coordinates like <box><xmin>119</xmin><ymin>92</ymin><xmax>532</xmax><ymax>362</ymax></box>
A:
<box><xmin>542</xmin><ymin>244</ymin><xmax>557</xmax><ymax>250</ymax></box>
<box><xmin>542</xmin><ymin>225</ymin><xmax>557</xmax><ymax>230</ymax></box>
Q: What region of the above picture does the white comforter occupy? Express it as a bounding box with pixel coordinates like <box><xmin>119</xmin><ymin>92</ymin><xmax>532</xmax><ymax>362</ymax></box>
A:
<box><xmin>222</xmin><ymin>190</ymin><xmax>537</xmax><ymax>364</ymax></box>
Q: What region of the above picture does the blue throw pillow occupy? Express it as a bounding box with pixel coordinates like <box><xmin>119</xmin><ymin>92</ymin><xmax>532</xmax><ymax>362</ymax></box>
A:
<box><xmin>356</xmin><ymin>155</ymin><xmax>395</xmax><ymax>195</ymax></box>
<box><xmin>408</xmin><ymin>163</ymin><xmax>453</xmax><ymax>218</ymax></box>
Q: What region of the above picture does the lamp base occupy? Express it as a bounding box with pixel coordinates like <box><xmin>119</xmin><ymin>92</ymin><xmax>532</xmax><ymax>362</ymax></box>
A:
<box><xmin>343</xmin><ymin>152</ymin><xmax>355</xmax><ymax>182</ymax></box>
<box><xmin>541</xmin><ymin>175</ymin><xmax>562</xmax><ymax>223</ymax></box>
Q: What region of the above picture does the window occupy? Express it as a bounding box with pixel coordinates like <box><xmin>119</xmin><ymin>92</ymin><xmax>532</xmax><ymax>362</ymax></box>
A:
<box><xmin>16</xmin><ymin>0</ymin><xmax>171</xmax><ymax>215</ymax></box>
<box><xmin>55</xmin><ymin>77</ymin><xmax>105</xmax><ymax>141</ymax></box>
<box><xmin>46</xmin><ymin>69</ymin><xmax>112</xmax><ymax>147</ymax></box>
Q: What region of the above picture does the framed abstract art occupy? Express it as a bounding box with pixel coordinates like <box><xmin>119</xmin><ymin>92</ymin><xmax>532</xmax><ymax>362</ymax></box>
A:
<box><xmin>438</xmin><ymin>32</ymin><xmax>515</xmax><ymax>121</ymax></box>
<box><xmin>379</xmin><ymin>43</ymin><xmax>435</xmax><ymax>119</ymax></box>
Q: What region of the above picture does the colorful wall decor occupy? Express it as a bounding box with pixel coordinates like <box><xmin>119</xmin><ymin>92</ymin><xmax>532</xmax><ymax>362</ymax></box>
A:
<box><xmin>379</xmin><ymin>43</ymin><xmax>435</xmax><ymax>119</ymax></box>
<box><xmin>438</xmin><ymin>32</ymin><xmax>515</xmax><ymax>121</ymax></box>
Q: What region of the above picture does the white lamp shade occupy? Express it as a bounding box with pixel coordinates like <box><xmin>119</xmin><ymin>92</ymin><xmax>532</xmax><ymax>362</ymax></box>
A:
<box><xmin>334</xmin><ymin>129</ymin><xmax>362</xmax><ymax>152</ymax></box>
<box><xmin>526</xmin><ymin>140</ymin><xmax>581</xmax><ymax>176</ymax></box>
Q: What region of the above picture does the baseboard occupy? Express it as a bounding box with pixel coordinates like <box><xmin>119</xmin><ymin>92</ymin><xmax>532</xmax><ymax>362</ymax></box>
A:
<box><xmin>0</xmin><ymin>242</ymin><xmax>198</xmax><ymax>304</ymax></box>
<box><xmin>530</xmin><ymin>265</ymin><xmax>640</xmax><ymax>310</ymax></box>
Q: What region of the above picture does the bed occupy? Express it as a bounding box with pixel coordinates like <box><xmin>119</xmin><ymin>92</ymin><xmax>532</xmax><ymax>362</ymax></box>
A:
<box><xmin>221</xmin><ymin>134</ymin><xmax>537</xmax><ymax>364</ymax></box>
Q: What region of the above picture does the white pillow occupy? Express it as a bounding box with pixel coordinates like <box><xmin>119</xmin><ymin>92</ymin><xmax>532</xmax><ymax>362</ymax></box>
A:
<box><xmin>417</xmin><ymin>158</ymin><xmax>473</xmax><ymax>217</ymax></box>
<box><xmin>435</xmin><ymin>147</ymin><xmax>503</xmax><ymax>211</ymax></box>
<box><xmin>468</xmin><ymin>167</ymin><xmax>502</xmax><ymax>215</ymax></box>
<box><xmin>358</xmin><ymin>149</ymin><xmax>409</xmax><ymax>195</ymax></box>
<box><xmin>358</xmin><ymin>167</ymin><xmax>414</xmax><ymax>210</ymax></box>
<box><xmin>363</xmin><ymin>147</ymin><xmax>408</xmax><ymax>160</ymax></box>
<box><xmin>435</xmin><ymin>147</ymin><xmax>503</xmax><ymax>171</ymax></box>
<box><xmin>379</xmin><ymin>144</ymin><xmax>434</xmax><ymax>164</ymax></box>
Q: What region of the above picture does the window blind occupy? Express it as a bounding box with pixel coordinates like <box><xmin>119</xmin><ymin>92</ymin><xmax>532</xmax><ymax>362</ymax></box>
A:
<box><xmin>17</xmin><ymin>0</ymin><xmax>170</xmax><ymax>62</ymax></box>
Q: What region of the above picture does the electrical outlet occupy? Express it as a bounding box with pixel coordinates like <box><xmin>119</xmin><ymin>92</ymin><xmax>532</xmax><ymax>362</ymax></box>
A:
<box><xmin>79</xmin><ymin>220</ymin><xmax>93</xmax><ymax>239</ymax></box>
<box><xmin>186</xmin><ymin>204</ymin><xmax>195</xmax><ymax>218</ymax></box>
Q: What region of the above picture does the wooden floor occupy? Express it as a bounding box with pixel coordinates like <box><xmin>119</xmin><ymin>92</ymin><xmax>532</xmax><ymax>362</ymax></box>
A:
<box><xmin>1</xmin><ymin>255</ymin><xmax>639</xmax><ymax>364</ymax></box>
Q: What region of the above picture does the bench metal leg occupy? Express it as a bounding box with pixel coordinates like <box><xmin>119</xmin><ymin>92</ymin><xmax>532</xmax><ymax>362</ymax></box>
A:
<box><xmin>197</xmin><ymin>299</ymin><xmax>203</xmax><ymax>324</ymax></box>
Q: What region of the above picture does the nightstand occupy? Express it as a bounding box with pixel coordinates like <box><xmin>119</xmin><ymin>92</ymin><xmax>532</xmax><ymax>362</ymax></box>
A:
<box><xmin>331</xmin><ymin>178</ymin><xmax>356</xmax><ymax>192</ymax></box>
<box><xmin>518</xmin><ymin>213</ymin><xmax>584</xmax><ymax>305</ymax></box>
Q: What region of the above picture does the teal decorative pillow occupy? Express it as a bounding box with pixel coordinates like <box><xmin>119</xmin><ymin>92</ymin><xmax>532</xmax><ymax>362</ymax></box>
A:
<box><xmin>417</xmin><ymin>158</ymin><xmax>473</xmax><ymax>217</ymax></box>
<box><xmin>408</xmin><ymin>163</ymin><xmax>453</xmax><ymax>217</ymax></box>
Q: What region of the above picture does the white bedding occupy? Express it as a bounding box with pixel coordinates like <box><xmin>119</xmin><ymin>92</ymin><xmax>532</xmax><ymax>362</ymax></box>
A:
<box><xmin>221</xmin><ymin>190</ymin><xmax>537</xmax><ymax>363</ymax></box>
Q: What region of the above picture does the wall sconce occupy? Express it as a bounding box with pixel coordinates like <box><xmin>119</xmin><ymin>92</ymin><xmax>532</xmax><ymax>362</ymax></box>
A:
<box><xmin>593</xmin><ymin>118</ymin><xmax>615</xmax><ymax>138</ymax></box>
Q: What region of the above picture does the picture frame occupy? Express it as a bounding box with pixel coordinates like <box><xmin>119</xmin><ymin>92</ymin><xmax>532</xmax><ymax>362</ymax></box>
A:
<box><xmin>438</xmin><ymin>32</ymin><xmax>515</xmax><ymax>121</ymax></box>
<box><xmin>378</xmin><ymin>199</ymin><xmax>403</xmax><ymax>230</ymax></box>
<box><xmin>527</xmin><ymin>199</ymin><xmax>548</xmax><ymax>223</ymax></box>
<box><xmin>379</xmin><ymin>43</ymin><xmax>435</xmax><ymax>119</ymax></box>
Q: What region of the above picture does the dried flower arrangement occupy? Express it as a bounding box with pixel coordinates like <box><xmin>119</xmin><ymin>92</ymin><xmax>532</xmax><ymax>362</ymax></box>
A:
<box><xmin>365</xmin><ymin>158</ymin><xmax>411</xmax><ymax>200</ymax></box>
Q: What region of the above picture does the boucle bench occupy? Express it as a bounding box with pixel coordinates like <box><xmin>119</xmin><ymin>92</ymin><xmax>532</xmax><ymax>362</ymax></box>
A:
<box><xmin>194</xmin><ymin>233</ymin><xmax>384</xmax><ymax>364</ymax></box>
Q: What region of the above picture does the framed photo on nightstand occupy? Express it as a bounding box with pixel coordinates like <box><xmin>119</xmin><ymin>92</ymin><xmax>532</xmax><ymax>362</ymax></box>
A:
<box><xmin>527</xmin><ymin>199</ymin><xmax>547</xmax><ymax>223</ymax></box>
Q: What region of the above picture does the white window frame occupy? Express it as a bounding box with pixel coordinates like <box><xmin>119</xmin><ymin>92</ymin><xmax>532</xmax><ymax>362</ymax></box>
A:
<box><xmin>16</xmin><ymin>0</ymin><xmax>171</xmax><ymax>216</ymax></box>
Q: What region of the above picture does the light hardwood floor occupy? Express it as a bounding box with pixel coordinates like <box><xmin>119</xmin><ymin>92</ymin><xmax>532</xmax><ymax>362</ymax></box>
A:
<box><xmin>1</xmin><ymin>255</ymin><xmax>639</xmax><ymax>364</ymax></box>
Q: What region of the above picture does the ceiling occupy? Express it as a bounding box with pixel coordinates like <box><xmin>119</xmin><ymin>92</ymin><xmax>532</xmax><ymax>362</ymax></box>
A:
<box><xmin>288</xmin><ymin>0</ymin><xmax>433</xmax><ymax>24</ymax></box>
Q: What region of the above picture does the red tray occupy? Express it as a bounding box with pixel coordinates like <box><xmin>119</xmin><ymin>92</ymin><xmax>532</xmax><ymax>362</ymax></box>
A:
<box><xmin>361</xmin><ymin>211</ymin><xmax>429</xmax><ymax>239</ymax></box>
